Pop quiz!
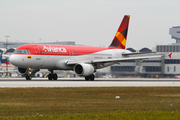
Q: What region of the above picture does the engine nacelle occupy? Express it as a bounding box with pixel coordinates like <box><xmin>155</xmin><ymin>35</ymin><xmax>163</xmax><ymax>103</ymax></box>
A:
<box><xmin>74</xmin><ymin>63</ymin><xmax>94</xmax><ymax>77</ymax></box>
<box><xmin>18</xmin><ymin>68</ymin><xmax>39</xmax><ymax>75</ymax></box>
<box><xmin>18</xmin><ymin>68</ymin><xmax>27</xmax><ymax>75</ymax></box>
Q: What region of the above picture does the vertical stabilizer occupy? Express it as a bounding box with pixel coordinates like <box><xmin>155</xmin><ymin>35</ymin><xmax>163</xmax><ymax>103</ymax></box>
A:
<box><xmin>109</xmin><ymin>15</ymin><xmax>130</xmax><ymax>49</ymax></box>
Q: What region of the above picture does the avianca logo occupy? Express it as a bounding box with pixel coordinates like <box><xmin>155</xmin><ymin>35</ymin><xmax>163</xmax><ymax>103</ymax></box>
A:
<box><xmin>41</xmin><ymin>46</ymin><xmax>67</xmax><ymax>53</ymax></box>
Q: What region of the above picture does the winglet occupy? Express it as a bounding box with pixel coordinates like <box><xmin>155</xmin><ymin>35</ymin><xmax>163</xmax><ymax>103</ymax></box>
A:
<box><xmin>168</xmin><ymin>53</ymin><xmax>172</xmax><ymax>59</ymax></box>
<box><xmin>109</xmin><ymin>15</ymin><xmax>130</xmax><ymax>49</ymax></box>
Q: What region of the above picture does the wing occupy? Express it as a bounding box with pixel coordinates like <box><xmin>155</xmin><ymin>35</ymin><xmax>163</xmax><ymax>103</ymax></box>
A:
<box><xmin>66</xmin><ymin>55</ymin><xmax>163</xmax><ymax>65</ymax></box>
<box><xmin>122</xmin><ymin>52</ymin><xmax>156</xmax><ymax>56</ymax></box>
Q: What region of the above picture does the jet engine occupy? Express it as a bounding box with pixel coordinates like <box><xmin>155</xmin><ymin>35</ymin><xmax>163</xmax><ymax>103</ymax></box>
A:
<box><xmin>18</xmin><ymin>68</ymin><xmax>39</xmax><ymax>75</ymax></box>
<box><xmin>18</xmin><ymin>68</ymin><xmax>27</xmax><ymax>75</ymax></box>
<box><xmin>74</xmin><ymin>63</ymin><xmax>94</xmax><ymax>77</ymax></box>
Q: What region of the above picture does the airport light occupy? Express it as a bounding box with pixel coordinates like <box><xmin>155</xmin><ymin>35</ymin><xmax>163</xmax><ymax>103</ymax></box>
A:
<box><xmin>5</xmin><ymin>35</ymin><xmax>10</xmax><ymax>77</ymax></box>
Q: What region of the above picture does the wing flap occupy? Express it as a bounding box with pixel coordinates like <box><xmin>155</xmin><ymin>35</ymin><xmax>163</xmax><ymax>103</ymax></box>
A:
<box><xmin>93</xmin><ymin>55</ymin><xmax>162</xmax><ymax>63</ymax></box>
<box><xmin>122</xmin><ymin>52</ymin><xmax>156</xmax><ymax>56</ymax></box>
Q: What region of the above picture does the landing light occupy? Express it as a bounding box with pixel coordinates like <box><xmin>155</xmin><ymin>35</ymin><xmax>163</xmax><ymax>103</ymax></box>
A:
<box><xmin>29</xmin><ymin>71</ymin><xmax>32</xmax><ymax>75</ymax></box>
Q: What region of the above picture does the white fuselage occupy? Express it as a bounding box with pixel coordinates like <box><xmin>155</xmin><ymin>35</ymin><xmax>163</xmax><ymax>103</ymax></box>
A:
<box><xmin>10</xmin><ymin>49</ymin><xmax>131</xmax><ymax>70</ymax></box>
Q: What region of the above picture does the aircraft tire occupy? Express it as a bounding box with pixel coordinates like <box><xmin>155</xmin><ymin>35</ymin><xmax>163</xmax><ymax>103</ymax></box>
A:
<box><xmin>26</xmin><ymin>76</ymin><xmax>31</xmax><ymax>80</ymax></box>
<box><xmin>85</xmin><ymin>76</ymin><xmax>90</xmax><ymax>81</ymax></box>
<box><xmin>89</xmin><ymin>74</ymin><xmax>95</xmax><ymax>81</ymax></box>
<box><xmin>53</xmin><ymin>74</ymin><xmax>58</xmax><ymax>80</ymax></box>
<box><xmin>48</xmin><ymin>74</ymin><xmax>53</xmax><ymax>80</ymax></box>
<box><xmin>26</xmin><ymin>76</ymin><xmax>29</xmax><ymax>80</ymax></box>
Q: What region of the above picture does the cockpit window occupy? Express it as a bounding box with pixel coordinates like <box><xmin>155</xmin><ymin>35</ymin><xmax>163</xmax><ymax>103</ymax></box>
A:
<box><xmin>14</xmin><ymin>50</ymin><xmax>31</xmax><ymax>54</ymax></box>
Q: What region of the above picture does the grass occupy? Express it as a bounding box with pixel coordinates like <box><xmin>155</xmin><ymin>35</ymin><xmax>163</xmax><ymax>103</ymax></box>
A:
<box><xmin>2</xmin><ymin>112</ymin><xmax>180</xmax><ymax>120</ymax></box>
<box><xmin>0</xmin><ymin>87</ymin><xmax>180</xmax><ymax>119</ymax></box>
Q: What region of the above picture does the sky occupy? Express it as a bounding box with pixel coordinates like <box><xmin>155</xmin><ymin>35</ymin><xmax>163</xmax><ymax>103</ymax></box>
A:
<box><xmin>0</xmin><ymin>0</ymin><xmax>180</xmax><ymax>49</ymax></box>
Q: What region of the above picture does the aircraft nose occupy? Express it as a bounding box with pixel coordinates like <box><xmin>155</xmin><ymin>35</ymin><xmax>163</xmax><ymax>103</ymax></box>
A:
<box><xmin>9</xmin><ymin>55</ymin><xmax>17</xmax><ymax>65</ymax></box>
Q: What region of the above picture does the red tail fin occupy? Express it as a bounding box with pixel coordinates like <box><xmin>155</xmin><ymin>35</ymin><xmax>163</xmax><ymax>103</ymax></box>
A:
<box><xmin>109</xmin><ymin>15</ymin><xmax>130</xmax><ymax>49</ymax></box>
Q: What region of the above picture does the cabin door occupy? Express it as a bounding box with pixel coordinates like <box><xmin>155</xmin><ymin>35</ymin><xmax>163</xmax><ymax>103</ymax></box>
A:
<box><xmin>33</xmin><ymin>46</ymin><xmax>41</xmax><ymax>60</ymax></box>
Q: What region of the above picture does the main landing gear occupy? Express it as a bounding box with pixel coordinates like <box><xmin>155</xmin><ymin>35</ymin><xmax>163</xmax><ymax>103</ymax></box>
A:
<box><xmin>85</xmin><ymin>74</ymin><xmax>95</xmax><ymax>81</ymax></box>
<box><xmin>48</xmin><ymin>70</ymin><xmax>58</xmax><ymax>80</ymax></box>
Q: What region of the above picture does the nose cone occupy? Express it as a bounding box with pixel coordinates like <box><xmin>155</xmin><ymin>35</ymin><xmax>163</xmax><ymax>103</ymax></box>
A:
<box><xmin>9</xmin><ymin>55</ymin><xmax>18</xmax><ymax>66</ymax></box>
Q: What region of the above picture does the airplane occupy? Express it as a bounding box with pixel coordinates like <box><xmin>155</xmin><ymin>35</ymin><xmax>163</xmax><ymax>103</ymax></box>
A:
<box><xmin>9</xmin><ymin>15</ymin><xmax>162</xmax><ymax>80</ymax></box>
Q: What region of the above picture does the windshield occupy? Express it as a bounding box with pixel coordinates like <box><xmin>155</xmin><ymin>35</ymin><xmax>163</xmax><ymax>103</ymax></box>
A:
<box><xmin>13</xmin><ymin>50</ymin><xmax>30</xmax><ymax>54</ymax></box>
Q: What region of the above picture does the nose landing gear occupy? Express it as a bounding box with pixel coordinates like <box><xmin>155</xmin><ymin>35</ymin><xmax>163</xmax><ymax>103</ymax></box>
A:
<box><xmin>26</xmin><ymin>68</ymin><xmax>32</xmax><ymax>80</ymax></box>
<box><xmin>26</xmin><ymin>75</ymin><xmax>32</xmax><ymax>80</ymax></box>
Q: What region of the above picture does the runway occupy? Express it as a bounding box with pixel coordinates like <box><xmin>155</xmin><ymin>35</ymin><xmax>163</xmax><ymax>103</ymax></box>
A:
<box><xmin>0</xmin><ymin>78</ymin><xmax>180</xmax><ymax>88</ymax></box>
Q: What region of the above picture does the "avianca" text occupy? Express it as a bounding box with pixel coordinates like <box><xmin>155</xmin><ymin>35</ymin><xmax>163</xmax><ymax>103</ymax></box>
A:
<box><xmin>42</xmin><ymin>46</ymin><xmax>67</xmax><ymax>53</ymax></box>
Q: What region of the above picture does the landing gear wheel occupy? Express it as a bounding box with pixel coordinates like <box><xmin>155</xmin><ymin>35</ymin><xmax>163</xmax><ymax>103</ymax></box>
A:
<box><xmin>89</xmin><ymin>74</ymin><xmax>95</xmax><ymax>81</ymax></box>
<box><xmin>53</xmin><ymin>74</ymin><xmax>57</xmax><ymax>80</ymax></box>
<box><xmin>48</xmin><ymin>69</ymin><xmax>58</xmax><ymax>80</ymax></box>
<box><xmin>26</xmin><ymin>75</ymin><xmax>32</xmax><ymax>80</ymax></box>
<box><xmin>85</xmin><ymin>74</ymin><xmax>95</xmax><ymax>81</ymax></box>
<box><xmin>85</xmin><ymin>76</ymin><xmax>89</xmax><ymax>81</ymax></box>
<box><xmin>26</xmin><ymin>76</ymin><xmax>28</xmax><ymax>80</ymax></box>
<box><xmin>48</xmin><ymin>74</ymin><xmax>53</xmax><ymax>80</ymax></box>
<box><xmin>48</xmin><ymin>73</ymin><xmax>58</xmax><ymax>80</ymax></box>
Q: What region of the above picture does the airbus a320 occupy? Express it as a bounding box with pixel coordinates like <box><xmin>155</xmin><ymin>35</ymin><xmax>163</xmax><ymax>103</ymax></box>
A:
<box><xmin>9</xmin><ymin>15</ymin><xmax>161</xmax><ymax>80</ymax></box>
